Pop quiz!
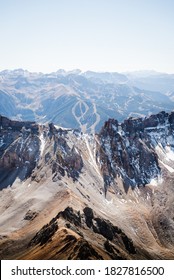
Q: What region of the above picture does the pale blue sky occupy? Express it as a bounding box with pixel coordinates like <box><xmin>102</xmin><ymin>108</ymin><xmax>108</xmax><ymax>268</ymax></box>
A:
<box><xmin>0</xmin><ymin>0</ymin><xmax>174</xmax><ymax>73</ymax></box>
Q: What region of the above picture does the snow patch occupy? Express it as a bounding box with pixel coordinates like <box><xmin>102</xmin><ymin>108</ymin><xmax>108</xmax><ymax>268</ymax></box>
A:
<box><xmin>84</xmin><ymin>135</ymin><xmax>101</xmax><ymax>177</ymax></box>
<box><xmin>165</xmin><ymin>146</ymin><xmax>174</xmax><ymax>161</ymax></box>
<box><xmin>55</xmin><ymin>125</ymin><xmax>71</xmax><ymax>130</ymax></box>
<box><xmin>149</xmin><ymin>176</ymin><xmax>163</xmax><ymax>186</ymax></box>
<box><xmin>159</xmin><ymin>160</ymin><xmax>174</xmax><ymax>173</ymax></box>
<box><xmin>118</xmin><ymin>125</ymin><xmax>125</xmax><ymax>136</ymax></box>
<box><xmin>39</xmin><ymin>133</ymin><xmax>45</xmax><ymax>156</ymax></box>
<box><xmin>155</xmin><ymin>144</ymin><xmax>174</xmax><ymax>162</ymax></box>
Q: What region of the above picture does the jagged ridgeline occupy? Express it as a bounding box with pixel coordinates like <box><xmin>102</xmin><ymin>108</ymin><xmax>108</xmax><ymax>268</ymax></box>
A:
<box><xmin>0</xmin><ymin>111</ymin><xmax>174</xmax><ymax>259</ymax></box>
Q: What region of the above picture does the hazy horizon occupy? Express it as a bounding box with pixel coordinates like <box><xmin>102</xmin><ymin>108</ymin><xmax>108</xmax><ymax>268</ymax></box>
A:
<box><xmin>1</xmin><ymin>68</ymin><xmax>174</xmax><ymax>76</ymax></box>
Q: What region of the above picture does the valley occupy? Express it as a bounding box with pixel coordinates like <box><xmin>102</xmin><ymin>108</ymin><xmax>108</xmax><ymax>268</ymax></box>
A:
<box><xmin>1</xmin><ymin>69</ymin><xmax>174</xmax><ymax>133</ymax></box>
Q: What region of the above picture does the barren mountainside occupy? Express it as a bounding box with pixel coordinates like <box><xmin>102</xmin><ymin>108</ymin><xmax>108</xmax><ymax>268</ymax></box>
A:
<box><xmin>0</xmin><ymin>111</ymin><xmax>174</xmax><ymax>259</ymax></box>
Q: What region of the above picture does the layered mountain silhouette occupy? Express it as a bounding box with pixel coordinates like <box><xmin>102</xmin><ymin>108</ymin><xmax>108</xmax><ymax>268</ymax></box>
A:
<box><xmin>1</xmin><ymin>69</ymin><xmax>174</xmax><ymax>133</ymax></box>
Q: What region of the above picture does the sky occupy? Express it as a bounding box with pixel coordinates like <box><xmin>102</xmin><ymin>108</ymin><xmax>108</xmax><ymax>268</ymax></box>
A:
<box><xmin>0</xmin><ymin>0</ymin><xmax>174</xmax><ymax>73</ymax></box>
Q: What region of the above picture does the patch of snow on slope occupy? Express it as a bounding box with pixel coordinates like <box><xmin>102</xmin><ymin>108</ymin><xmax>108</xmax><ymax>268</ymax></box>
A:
<box><xmin>39</xmin><ymin>133</ymin><xmax>45</xmax><ymax>156</ymax></box>
<box><xmin>149</xmin><ymin>175</ymin><xmax>163</xmax><ymax>186</ymax></box>
<box><xmin>165</xmin><ymin>146</ymin><xmax>174</xmax><ymax>161</ymax></box>
<box><xmin>84</xmin><ymin>135</ymin><xmax>102</xmax><ymax>177</ymax></box>
<box><xmin>55</xmin><ymin>125</ymin><xmax>71</xmax><ymax>130</ymax></box>
<box><xmin>159</xmin><ymin>160</ymin><xmax>174</xmax><ymax>173</ymax></box>
<box><xmin>155</xmin><ymin>144</ymin><xmax>174</xmax><ymax>162</ymax></box>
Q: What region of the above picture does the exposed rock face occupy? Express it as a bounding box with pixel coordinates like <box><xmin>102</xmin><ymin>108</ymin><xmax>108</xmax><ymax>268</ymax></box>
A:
<box><xmin>28</xmin><ymin>206</ymin><xmax>136</xmax><ymax>259</ymax></box>
<box><xmin>24</xmin><ymin>210</ymin><xmax>38</xmax><ymax>221</ymax></box>
<box><xmin>0</xmin><ymin>116</ymin><xmax>40</xmax><ymax>189</ymax></box>
<box><xmin>50</xmin><ymin>133</ymin><xmax>83</xmax><ymax>181</ymax></box>
<box><xmin>0</xmin><ymin>115</ymin><xmax>83</xmax><ymax>189</ymax></box>
<box><xmin>1</xmin><ymin>111</ymin><xmax>174</xmax><ymax>191</ymax></box>
<box><xmin>58</xmin><ymin>207</ymin><xmax>82</xmax><ymax>226</ymax></box>
<box><xmin>29</xmin><ymin>220</ymin><xmax>58</xmax><ymax>246</ymax></box>
<box><xmin>97</xmin><ymin>111</ymin><xmax>174</xmax><ymax>192</ymax></box>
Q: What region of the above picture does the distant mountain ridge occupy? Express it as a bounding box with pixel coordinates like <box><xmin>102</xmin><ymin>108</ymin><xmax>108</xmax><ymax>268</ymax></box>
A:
<box><xmin>0</xmin><ymin>69</ymin><xmax>174</xmax><ymax>133</ymax></box>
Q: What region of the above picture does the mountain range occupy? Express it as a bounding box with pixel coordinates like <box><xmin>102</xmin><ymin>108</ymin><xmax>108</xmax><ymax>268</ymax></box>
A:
<box><xmin>0</xmin><ymin>111</ymin><xmax>174</xmax><ymax>259</ymax></box>
<box><xmin>1</xmin><ymin>69</ymin><xmax>174</xmax><ymax>133</ymax></box>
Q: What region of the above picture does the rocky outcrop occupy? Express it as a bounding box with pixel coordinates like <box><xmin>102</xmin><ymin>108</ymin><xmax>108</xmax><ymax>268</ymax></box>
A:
<box><xmin>57</xmin><ymin>207</ymin><xmax>81</xmax><ymax>226</ymax></box>
<box><xmin>0</xmin><ymin>115</ymin><xmax>83</xmax><ymax>189</ymax></box>
<box><xmin>69</xmin><ymin>239</ymin><xmax>103</xmax><ymax>260</ymax></box>
<box><xmin>50</xmin><ymin>135</ymin><xmax>83</xmax><ymax>181</ymax></box>
<box><xmin>97</xmin><ymin>111</ymin><xmax>174</xmax><ymax>192</ymax></box>
<box><xmin>53</xmin><ymin>207</ymin><xmax>136</xmax><ymax>256</ymax></box>
<box><xmin>83</xmin><ymin>207</ymin><xmax>136</xmax><ymax>254</ymax></box>
<box><xmin>0</xmin><ymin>115</ymin><xmax>38</xmax><ymax>132</ymax></box>
<box><xmin>24</xmin><ymin>210</ymin><xmax>38</xmax><ymax>221</ymax></box>
<box><xmin>28</xmin><ymin>206</ymin><xmax>136</xmax><ymax>259</ymax></box>
<box><xmin>29</xmin><ymin>220</ymin><xmax>58</xmax><ymax>246</ymax></box>
<box><xmin>0</xmin><ymin>116</ymin><xmax>40</xmax><ymax>189</ymax></box>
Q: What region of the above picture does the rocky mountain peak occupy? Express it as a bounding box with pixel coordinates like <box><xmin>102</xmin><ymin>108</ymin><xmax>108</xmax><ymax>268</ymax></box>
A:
<box><xmin>0</xmin><ymin>116</ymin><xmax>83</xmax><ymax>189</ymax></box>
<box><xmin>0</xmin><ymin>115</ymin><xmax>38</xmax><ymax>132</ymax></box>
<box><xmin>97</xmin><ymin>111</ymin><xmax>174</xmax><ymax>192</ymax></box>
